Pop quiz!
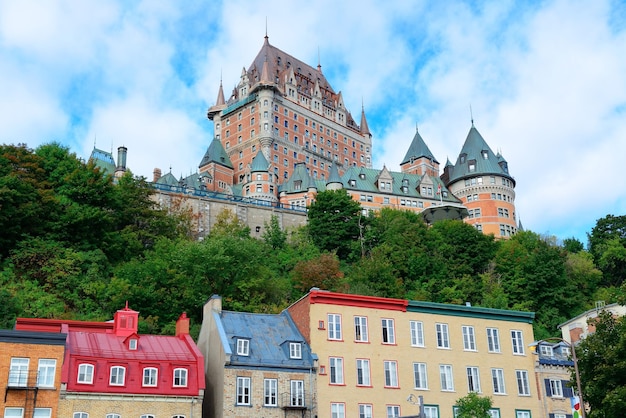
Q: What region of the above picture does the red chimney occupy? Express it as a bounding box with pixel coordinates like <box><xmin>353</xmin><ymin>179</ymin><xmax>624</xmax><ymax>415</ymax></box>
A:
<box><xmin>176</xmin><ymin>312</ymin><xmax>190</xmax><ymax>337</ymax></box>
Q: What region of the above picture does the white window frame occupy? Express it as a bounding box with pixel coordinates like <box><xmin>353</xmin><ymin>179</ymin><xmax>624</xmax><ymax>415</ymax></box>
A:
<box><xmin>139</xmin><ymin>415</ymin><xmax>155</xmax><ymax>418</ymax></box>
<box><xmin>440</xmin><ymin>364</ymin><xmax>454</xmax><ymax>391</ymax></box>
<box><xmin>73</xmin><ymin>413</ymin><xmax>88</xmax><ymax>418</ymax></box>
<box><xmin>331</xmin><ymin>403</ymin><xmax>345</xmax><ymax>418</ymax></box>
<box><xmin>142</xmin><ymin>367</ymin><xmax>158</xmax><ymax>387</ymax></box>
<box><xmin>467</xmin><ymin>366</ymin><xmax>481</xmax><ymax>392</ymax></box>
<box><xmin>173</xmin><ymin>368</ymin><xmax>188</xmax><ymax>387</ymax></box>
<box><xmin>328</xmin><ymin>314</ymin><xmax>342</xmax><ymax>340</ymax></box>
<box><xmin>329</xmin><ymin>357</ymin><xmax>344</xmax><ymax>384</ymax></box>
<box><xmin>424</xmin><ymin>406</ymin><xmax>439</xmax><ymax>418</ymax></box>
<box><xmin>289</xmin><ymin>342</ymin><xmax>302</xmax><ymax>359</ymax></box>
<box><xmin>237</xmin><ymin>338</ymin><xmax>250</xmax><ymax>356</ymax></box>
<box><xmin>33</xmin><ymin>409</ymin><xmax>51</xmax><ymax>418</ymax></box>
<box><xmin>356</xmin><ymin>358</ymin><xmax>371</xmax><ymax>386</ymax></box>
<box><xmin>359</xmin><ymin>404</ymin><xmax>373</xmax><ymax>418</ymax></box>
<box><xmin>462</xmin><ymin>326</ymin><xmax>476</xmax><ymax>351</ymax></box>
<box><xmin>516</xmin><ymin>370</ymin><xmax>530</xmax><ymax>396</ymax></box>
<box><xmin>354</xmin><ymin>316</ymin><xmax>368</xmax><ymax>342</ymax></box>
<box><xmin>491</xmin><ymin>368</ymin><xmax>506</xmax><ymax>394</ymax></box>
<box><xmin>37</xmin><ymin>359</ymin><xmax>56</xmax><ymax>388</ymax></box>
<box><xmin>9</xmin><ymin>358</ymin><xmax>29</xmax><ymax>387</ymax></box>
<box><xmin>488</xmin><ymin>410</ymin><xmax>501</xmax><ymax>418</ymax></box>
<box><xmin>384</xmin><ymin>360</ymin><xmax>399</xmax><ymax>387</ymax></box>
<box><xmin>387</xmin><ymin>405</ymin><xmax>401</xmax><ymax>418</ymax></box>
<box><xmin>264</xmin><ymin>378</ymin><xmax>278</xmax><ymax>406</ymax></box>
<box><xmin>105</xmin><ymin>415</ymin><xmax>120</xmax><ymax>418</ymax></box>
<box><xmin>413</xmin><ymin>362</ymin><xmax>428</xmax><ymax>389</ymax></box>
<box><xmin>487</xmin><ymin>328</ymin><xmax>500</xmax><ymax>353</ymax></box>
<box><xmin>236</xmin><ymin>377</ymin><xmax>251</xmax><ymax>405</ymax></box>
<box><xmin>109</xmin><ymin>366</ymin><xmax>125</xmax><ymax>386</ymax></box>
<box><xmin>515</xmin><ymin>411</ymin><xmax>531</xmax><ymax>418</ymax></box>
<box><xmin>77</xmin><ymin>364</ymin><xmax>94</xmax><ymax>384</ymax></box>
<box><xmin>410</xmin><ymin>320</ymin><xmax>424</xmax><ymax>347</ymax></box>
<box><xmin>4</xmin><ymin>408</ymin><xmax>24</xmax><ymax>418</ymax></box>
<box><xmin>539</xmin><ymin>345</ymin><xmax>554</xmax><ymax>356</ymax></box>
<box><xmin>381</xmin><ymin>318</ymin><xmax>395</xmax><ymax>344</ymax></box>
<box><xmin>511</xmin><ymin>330</ymin><xmax>525</xmax><ymax>355</ymax></box>
<box><xmin>436</xmin><ymin>323</ymin><xmax>450</xmax><ymax>348</ymax></box>
<box><xmin>290</xmin><ymin>380</ymin><xmax>305</xmax><ymax>406</ymax></box>
<box><xmin>550</xmin><ymin>379</ymin><xmax>564</xmax><ymax>397</ymax></box>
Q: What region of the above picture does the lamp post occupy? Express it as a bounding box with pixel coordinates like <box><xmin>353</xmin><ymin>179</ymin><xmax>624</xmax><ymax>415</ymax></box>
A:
<box><xmin>405</xmin><ymin>394</ymin><xmax>424</xmax><ymax>418</ymax></box>
<box><xmin>532</xmin><ymin>337</ymin><xmax>585</xmax><ymax>418</ymax></box>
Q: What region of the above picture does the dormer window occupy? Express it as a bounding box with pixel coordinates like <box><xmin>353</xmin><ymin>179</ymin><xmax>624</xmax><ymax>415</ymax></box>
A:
<box><xmin>460</xmin><ymin>155</ymin><xmax>466</xmax><ymax>164</ymax></box>
<box><xmin>237</xmin><ymin>339</ymin><xmax>250</xmax><ymax>356</ymax></box>
<box><xmin>289</xmin><ymin>342</ymin><xmax>302</xmax><ymax>359</ymax></box>
<box><xmin>468</xmin><ymin>160</ymin><xmax>476</xmax><ymax>172</ymax></box>
<box><xmin>294</xmin><ymin>180</ymin><xmax>302</xmax><ymax>191</ymax></box>
<box><xmin>482</xmin><ymin>150</ymin><xmax>489</xmax><ymax>159</ymax></box>
<box><xmin>349</xmin><ymin>179</ymin><xmax>356</xmax><ymax>187</ymax></box>
<box><xmin>129</xmin><ymin>339</ymin><xmax>137</xmax><ymax>350</ymax></box>
<box><xmin>359</xmin><ymin>173</ymin><xmax>365</xmax><ymax>180</ymax></box>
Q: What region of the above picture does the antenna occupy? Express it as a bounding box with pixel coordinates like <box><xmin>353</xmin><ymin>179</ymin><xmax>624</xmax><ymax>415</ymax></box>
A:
<box><xmin>470</xmin><ymin>104</ymin><xmax>474</xmax><ymax>125</ymax></box>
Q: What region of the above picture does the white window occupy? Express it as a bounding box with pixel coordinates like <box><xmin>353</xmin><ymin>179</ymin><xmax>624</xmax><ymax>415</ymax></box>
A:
<box><xmin>554</xmin><ymin>414</ymin><xmax>566</xmax><ymax>418</ymax></box>
<box><xmin>488</xmin><ymin>410</ymin><xmax>501</xmax><ymax>418</ymax></box>
<box><xmin>516</xmin><ymin>411</ymin><xmax>531</xmax><ymax>418</ymax></box>
<box><xmin>516</xmin><ymin>370</ymin><xmax>530</xmax><ymax>396</ymax></box>
<box><xmin>440</xmin><ymin>364</ymin><xmax>454</xmax><ymax>391</ymax></box>
<box><xmin>359</xmin><ymin>404</ymin><xmax>373</xmax><ymax>418</ymax></box>
<box><xmin>329</xmin><ymin>357</ymin><xmax>344</xmax><ymax>384</ymax></box>
<box><xmin>237</xmin><ymin>338</ymin><xmax>250</xmax><ymax>356</ymax></box>
<box><xmin>436</xmin><ymin>323</ymin><xmax>450</xmax><ymax>348</ymax></box>
<box><xmin>550</xmin><ymin>379</ymin><xmax>563</xmax><ymax>397</ymax></box>
<box><xmin>236</xmin><ymin>377</ymin><xmax>251</xmax><ymax>405</ymax></box>
<box><xmin>511</xmin><ymin>330</ymin><xmax>525</xmax><ymax>355</ymax></box>
<box><xmin>354</xmin><ymin>316</ymin><xmax>368</xmax><ymax>342</ymax></box>
<box><xmin>424</xmin><ymin>406</ymin><xmax>439</xmax><ymax>418</ymax></box>
<box><xmin>143</xmin><ymin>367</ymin><xmax>158</xmax><ymax>387</ymax></box>
<box><xmin>105</xmin><ymin>415</ymin><xmax>120</xmax><ymax>418</ymax></box>
<box><xmin>289</xmin><ymin>342</ymin><xmax>302</xmax><ymax>359</ymax></box>
<box><xmin>290</xmin><ymin>380</ymin><xmax>305</xmax><ymax>406</ymax></box>
<box><xmin>328</xmin><ymin>314</ymin><xmax>342</xmax><ymax>340</ymax></box>
<box><xmin>73</xmin><ymin>413</ymin><xmax>88</xmax><ymax>418</ymax></box>
<box><xmin>37</xmin><ymin>359</ymin><xmax>56</xmax><ymax>387</ymax></box>
<box><xmin>4</xmin><ymin>409</ymin><xmax>24</xmax><ymax>418</ymax></box>
<box><xmin>491</xmin><ymin>368</ymin><xmax>506</xmax><ymax>394</ymax></box>
<box><xmin>356</xmin><ymin>359</ymin><xmax>371</xmax><ymax>386</ymax></box>
<box><xmin>331</xmin><ymin>403</ymin><xmax>345</xmax><ymax>418</ymax></box>
<box><xmin>109</xmin><ymin>366</ymin><xmax>125</xmax><ymax>386</ymax></box>
<box><xmin>139</xmin><ymin>415</ymin><xmax>155</xmax><ymax>418</ymax></box>
<box><xmin>410</xmin><ymin>321</ymin><xmax>424</xmax><ymax>347</ymax></box>
<box><xmin>384</xmin><ymin>360</ymin><xmax>399</xmax><ymax>387</ymax></box>
<box><xmin>462</xmin><ymin>326</ymin><xmax>476</xmax><ymax>351</ymax></box>
<box><xmin>173</xmin><ymin>368</ymin><xmax>188</xmax><ymax>387</ymax></box>
<box><xmin>77</xmin><ymin>364</ymin><xmax>94</xmax><ymax>384</ymax></box>
<box><xmin>9</xmin><ymin>358</ymin><xmax>28</xmax><ymax>387</ymax></box>
<box><xmin>387</xmin><ymin>406</ymin><xmax>401</xmax><ymax>418</ymax></box>
<box><xmin>33</xmin><ymin>410</ymin><xmax>51</xmax><ymax>418</ymax></box>
<box><xmin>539</xmin><ymin>345</ymin><xmax>554</xmax><ymax>357</ymax></box>
<box><xmin>129</xmin><ymin>339</ymin><xmax>137</xmax><ymax>350</ymax></box>
<box><xmin>413</xmin><ymin>362</ymin><xmax>428</xmax><ymax>389</ymax></box>
<box><xmin>487</xmin><ymin>328</ymin><xmax>500</xmax><ymax>353</ymax></box>
<box><xmin>467</xmin><ymin>366</ymin><xmax>481</xmax><ymax>392</ymax></box>
<box><xmin>382</xmin><ymin>318</ymin><xmax>395</xmax><ymax>344</ymax></box>
<box><xmin>264</xmin><ymin>378</ymin><xmax>277</xmax><ymax>406</ymax></box>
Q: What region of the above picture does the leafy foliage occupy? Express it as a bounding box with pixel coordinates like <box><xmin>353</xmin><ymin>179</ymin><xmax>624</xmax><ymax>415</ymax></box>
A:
<box><xmin>454</xmin><ymin>392</ymin><xmax>493</xmax><ymax>418</ymax></box>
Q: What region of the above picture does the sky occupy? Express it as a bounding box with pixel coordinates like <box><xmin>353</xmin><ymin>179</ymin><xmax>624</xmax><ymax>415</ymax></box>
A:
<box><xmin>1</xmin><ymin>0</ymin><xmax>625</xmax><ymax>244</ymax></box>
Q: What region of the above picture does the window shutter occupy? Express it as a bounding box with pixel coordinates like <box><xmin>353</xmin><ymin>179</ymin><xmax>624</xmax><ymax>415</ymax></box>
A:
<box><xmin>562</xmin><ymin>382</ymin><xmax>574</xmax><ymax>398</ymax></box>
<box><xmin>545</xmin><ymin>379</ymin><xmax>552</xmax><ymax>397</ymax></box>
<box><xmin>549</xmin><ymin>414</ymin><xmax>555</xmax><ymax>418</ymax></box>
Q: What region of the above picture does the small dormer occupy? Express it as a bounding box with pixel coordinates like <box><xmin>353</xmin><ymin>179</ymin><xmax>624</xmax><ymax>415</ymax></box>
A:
<box><xmin>113</xmin><ymin>302</ymin><xmax>139</xmax><ymax>338</ymax></box>
<box><xmin>235</xmin><ymin>337</ymin><xmax>250</xmax><ymax>356</ymax></box>
<box><xmin>124</xmin><ymin>333</ymin><xmax>140</xmax><ymax>351</ymax></box>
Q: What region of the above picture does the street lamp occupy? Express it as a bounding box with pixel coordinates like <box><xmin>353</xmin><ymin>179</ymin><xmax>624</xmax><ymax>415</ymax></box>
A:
<box><xmin>531</xmin><ymin>337</ymin><xmax>585</xmax><ymax>418</ymax></box>
<box><xmin>402</xmin><ymin>394</ymin><xmax>425</xmax><ymax>418</ymax></box>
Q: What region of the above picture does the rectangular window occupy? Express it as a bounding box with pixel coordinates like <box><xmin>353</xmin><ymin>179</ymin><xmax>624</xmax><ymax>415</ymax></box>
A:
<box><xmin>440</xmin><ymin>364</ymin><xmax>454</xmax><ymax>391</ymax></box>
<box><xmin>467</xmin><ymin>366</ymin><xmax>481</xmax><ymax>392</ymax></box>
<box><xmin>4</xmin><ymin>409</ymin><xmax>24</xmax><ymax>418</ymax></box>
<box><xmin>487</xmin><ymin>328</ymin><xmax>500</xmax><ymax>353</ymax></box>
<box><xmin>329</xmin><ymin>357</ymin><xmax>344</xmax><ymax>384</ymax></box>
<box><xmin>387</xmin><ymin>405</ymin><xmax>400</xmax><ymax>418</ymax></box>
<box><xmin>37</xmin><ymin>359</ymin><xmax>56</xmax><ymax>387</ymax></box>
<box><xmin>142</xmin><ymin>367</ymin><xmax>158</xmax><ymax>387</ymax></box>
<box><xmin>462</xmin><ymin>326</ymin><xmax>476</xmax><ymax>351</ymax></box>
<box><xmin>173</xmin><ymin>368</ymin><xmax>188</xmax><ymax>387</ymax></box>
<box><xmin>237</xmin><ymin>338</ymin><xmax>250</xmax><ymax>356</ymax></box>
<box><xmin>328</xmin><ymin>314</ymin><xmax>342</xmax><ymax>340</ymax></box>
<box><xmin>515</xmin><ymin>411</ymin><xmax>531</xmax><ymax>418</ymax></box>
<box><xmin>77</xmin><ymin>364</ymin><xmax>94</xmax><ymax>384</ymax></box>
<box><xmin>491</xmin><ymin>368</ymin><xmax>506</xmax><ymax>394</ymax></box>
<box><xmin>516</xmin><ymin>370</ymin><xmax>530</xmax><ymax>396</ymax></box>
<box><xmin>236</xmin><ymin>377</ymin><xmax>251</xmax><ymax>405</ymax></box>
<box><xmin>413</xmin><ymin>362</ymin><xmax>428</xmax><ymax>389</ymax></box>
<box><xmin>384</xmin><ymin>360</ymin><xmax>399</xmax><ymax>387</ymax></box>
<box><xmin>289</xmin><ymin>342</ymin><xmax>302</xmax><ymax>359</ymax></box>
<box><xmin>424</xmin><ymin>406</ymin><xmax>439</xmax><ymax>418</ymax></box>
<box><xmin>436</xmin><ymin>323</ymin><xmax>450</xmax><ymax>348</ymax></box>
<box><xmin>109</xmin><ymin>366</ymin><xmax>125</xmax><ymax>386</ymax></box>
<box><xmin>549</xmin><ymin>379</ymin><xmax>563</xmax><ymax>397</ymax></box>
<box><xmin>290</xmin><ymin>380</ymin><xmax>305</xmax><ymax>406</ymax></box>
<box><xmin>382</xmin><ymin>318</ymin><xmax>395</xmax><ymax>344</ymax></box>
<box><xmin>331</xmin><ymin>403</ymin><xmax>345</xmax><ymax>418</ymax></box>
<box><xmin>410</xmin><ymin>321</ymin><xmax>425</xmax><ymax>347</ymax></box>
<box><xmin>488</xmin><ymin>410</ymin><xmax>501</xmax><ymax>418</ymax></box>
<box><xmin>511</xmin><ymin>330</ymin><xmax>525</xmax><ymax>355</ymax></box>
<box><xmin>264</xmin><ymin>378</ymin><xmax>278</xmax><ymax>406</ymax></box>
<box><xmin>356</xmin><ymin>359</ymin><xmax>371</xmax><ymax>386</ymax></box>
<box><xmin>354</xmin><ymin>316</ymin><xmax>368</xmax><ymax>342</ymax></box>
<box><xmin>359</xmin><ymin>404</ymin><xmax>373</xmax><ymax>418</ymax></box>
<box><xmin>33</xmin><ymin>409</ymin><xmax>51</xmax><ymax>418</ymax></box>
<box><xmin>9</xmin><ymin>358</ymin><xmax>29</xmax><ymax>387</ymax></box>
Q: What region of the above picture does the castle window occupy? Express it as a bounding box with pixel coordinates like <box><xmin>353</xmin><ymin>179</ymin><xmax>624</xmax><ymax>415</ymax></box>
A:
<box><xmin>482</xmin><ymin>150</ymin><xmax>489</xmax><ymax>159</ymax></box>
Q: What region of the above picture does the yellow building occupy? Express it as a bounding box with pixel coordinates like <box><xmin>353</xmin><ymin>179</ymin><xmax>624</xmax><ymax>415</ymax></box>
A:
<box><xmin>288</xmin><ymin>289</ymin><xmax>541</xmax><ymax>418</ymax></box>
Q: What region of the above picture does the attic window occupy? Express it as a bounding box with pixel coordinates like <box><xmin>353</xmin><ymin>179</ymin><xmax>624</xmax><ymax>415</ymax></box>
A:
<box><xmin>289</xmin><ymin>342</ymin><xmax>302</xmax><ymax>359</ymax></box>
<box><xmin>349</xmin><ymin>179</ymin><xmax>356</xmax><ymax>187</ymax></box>
<box><xmin>482</xmin><ymin>150</ymin><xmax>489</xmax><ymax>159</ymax></box>
<box><xmin>294</xmin><ymin>180</ymin><xmax>302</xmax><ymax>191</ymax></box>
<box><xmin>359</xmin><ymin>173</ymin><xmax>365</xmax><ymax>180</ymax></box>
<box><xmin>129</xmin><ymin>339</ymin><xmax>137</xmax><ymax>350</ymax></box>
<box><xmin>460</xmin><ymin>155</ymin><xmax>466</xmax><ymax>164</ymax></box>
<box><xmin>237</xmin><ymin>339</ymin><xmax>250</xmax><ymax>356</ymax></box>
<box><xmin>468</xmin><ymin>160</ymin><xmax>476</xmax><ymax>172</ymax></box>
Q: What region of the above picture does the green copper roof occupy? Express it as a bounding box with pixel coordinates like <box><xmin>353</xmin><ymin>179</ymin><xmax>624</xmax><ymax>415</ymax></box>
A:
<box><xmin>401</xmin><ymin>129</ymin><xmax>438</xmax><ymax>165</ymax></box>
<box><xmin>407</xmin><ymin>300</ymin><xmax>535</xmax><ymax>323</ymax></box>
<box><xmin>199</xmin><ymin>138</ymin><xmax>233</xmax><ymax>169</ymax></box>
<box><xmin>327</xmin><ymin>163</ymin><xmax>342</xmax><ymax>185</ymax></box>
<box><xmin>446</xmin><ymin>124</ymin><xmax>514</xmax><ymax>184</ymax></box>
<box><xmin>250</xmin><ymin>151</ymin><xmax>269</xmax><ymax>172</ymax></box>
<box><xmin>89</xmin><ymin>148</ymin><xmax>116</xmax><ymax>175</ymax></box>
<box><xmin>156</xmin><ymin>171</ymin><xmax>178</xmax><ymax>186</ymax></box>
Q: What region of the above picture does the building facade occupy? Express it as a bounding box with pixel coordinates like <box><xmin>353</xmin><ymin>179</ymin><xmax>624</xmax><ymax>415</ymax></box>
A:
<box><xmin>1</xmin><ymin>330</ymin><xmax>66</xmax><ymax>418</ymax></box>
<box><xmin>15</xmin><ymin>305</ymin><xmax>204</xmax><ymax>418</ymax></box>
<box><xmin>558</xmin><ymin>302</ymin><xmax>626</xmax><ymax>344</ymax></box>
<box><xmin>287</xmin><ymin>289</ymin><xmax>541</xmax><ymax>418</ymax></box>
<box><xmin>197</xmin><ymin>296</ymin><xmax>317</xmax><ymax>418</ymax></box>
<box><xmin>532</xmin><ymin>341</ymin><xmax>575</xmax><ymax>418</ymax></box>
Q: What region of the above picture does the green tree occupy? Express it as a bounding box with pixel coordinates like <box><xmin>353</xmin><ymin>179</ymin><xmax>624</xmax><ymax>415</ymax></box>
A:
<box><xmin>576</xmin><ymin>310</ymin><xmax>626</xmax><ymax>417</ymax></box>
<box><xmin>307</xmin><ymin>190</ymin><xmax>362</xmax><ymax>260</ymax></box>
<box><xmin>454</xmin><ymin>392</ymin><xmax>493</xmax><ymax>418</ymax></box>
<box><xmin>262</xmin><ymin>215</ymin><xmax>287</xmax><ymax>250</ymax></box>
<box><xmin>563</xmin><ymin>237</ymin><xmax>585</xmax><ymax>253</ymax></box>
<box><xmin>588</xmin><ymin>215</ymin><xmax>626</xmax><ymax>286</ymax></box>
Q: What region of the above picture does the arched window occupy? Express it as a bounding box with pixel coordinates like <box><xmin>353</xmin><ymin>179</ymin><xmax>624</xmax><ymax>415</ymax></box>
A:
<box><xmin>109</xmin><ymin>366</ymin><xmax>125</xmax><ymax>386</ymax></box>
<box><xmin>143</xmin><ymin>367</ymin><xmax>158</xmax><ymax>387</ymax></box>
<box><xmin>173</xmin><ymin>368</ymin><xmax>188</xmax><ymax>387</ymax></box>
<box><xmin>77</xmin><ymin>364</ymin><xmax>94</xmax><ymax>384</ymax></box>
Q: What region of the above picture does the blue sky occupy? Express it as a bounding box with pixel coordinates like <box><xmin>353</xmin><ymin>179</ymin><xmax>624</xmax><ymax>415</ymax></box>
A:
<box><xmin>1</xmin><ymin>0</ymin><xmax>625</xmax><ymax>245</ymax></box>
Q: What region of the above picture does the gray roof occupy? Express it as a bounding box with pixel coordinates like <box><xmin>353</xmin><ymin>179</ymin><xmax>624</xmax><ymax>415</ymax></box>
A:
<box><xmin>218</xmin><ymin>310</ymin><xmax>315</xmax><ymax>370</ymax></box>
<box><xmin>446</xmin><ymin>124</ymin><xmax>514</xmax><ymax>184</ymax></box>
<box><xmin>89</xmin><ymin>148</ymin><xmax>116</xmax><ymax>174</ymax></box>
<box><xmin>199</xmin><ymin>138</ymin><xmax>233</xmax><ymax>169</ymax></box>
<box><xmin>401</xmin><ymin>129</ymin><xmax>438</xmax><ymax>165</ymax></box>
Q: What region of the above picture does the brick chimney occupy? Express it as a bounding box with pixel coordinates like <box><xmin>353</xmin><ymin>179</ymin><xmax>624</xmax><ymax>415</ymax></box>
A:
<box><xmin>176</xmin><ymin>312</ymin><xmax>190</xmax><ymax>337</ymax></box>
<box><xmin>153</xmin><ymin>168</ymin><xmax>162</xmax><ymax>182</ymax></box>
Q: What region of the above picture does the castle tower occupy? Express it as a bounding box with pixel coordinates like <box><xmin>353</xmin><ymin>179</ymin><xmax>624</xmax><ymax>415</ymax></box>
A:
<box><xmin>442</xmin><ymin>123</ymin><xmax>517</xmax><ymax>238</ymax></box>
<box><xmin>400</xmin><ymin>127</ymin><xmax>439</xmax><ymax>177</ymax></box>
<box><xmin>206</xmin><ymin>34</ymin><xmax>372</xmax><ymax>190</ymax></box>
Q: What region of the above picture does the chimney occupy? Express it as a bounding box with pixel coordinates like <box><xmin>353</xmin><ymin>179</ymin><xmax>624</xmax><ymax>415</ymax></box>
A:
<box><xmin>116</xmin><ymin>146</ymin><xmax>128</xmax><ymax>171</ymax></box>
<box><xmin>176</xmin><ymin>312</ymin><xmax>190</xmax><ymax>337</ymax></box>
<box><xmin>153</xmin><ymin>168</ymin><xmax>162</xmax><ymax>182</ymax></box>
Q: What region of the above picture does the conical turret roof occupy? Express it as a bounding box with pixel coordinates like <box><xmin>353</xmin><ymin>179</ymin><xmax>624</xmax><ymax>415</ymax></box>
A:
<box><xmin>250</xmin><ymin>151</ymin><xmax>269</xmax><ymax>172</ymax></box>
<box><xmin>199</xmin><ymin>137</ymin><xmax>233</xmax><ymax>169</ymax></box>
<box><xmin>401</xmin><ymin>128</ymin><xmax>438</xmax><ymax>165</ymax></box>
